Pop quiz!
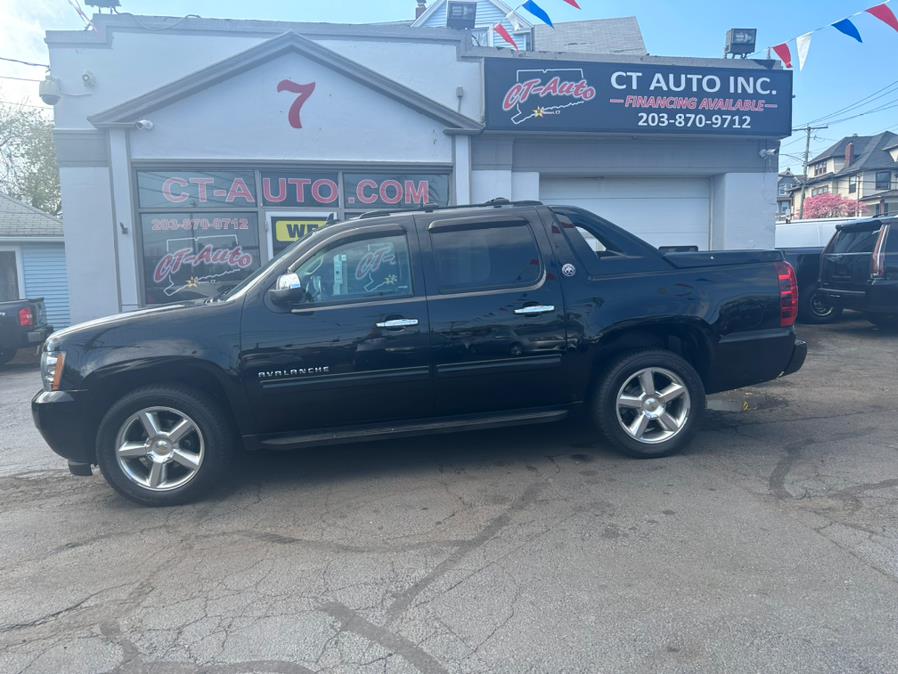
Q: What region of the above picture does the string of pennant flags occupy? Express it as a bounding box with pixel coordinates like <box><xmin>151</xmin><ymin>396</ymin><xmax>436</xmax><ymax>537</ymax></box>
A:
<box><xmin>493</xmin><ymin>0</ymin><xmax>581</xmax><ymax>51</ymax></box>
<box><xmin>492</xmin><ymin>0</ymin><xmax>898</xmax><ymax>69</ymax></box>
<box><xmin>767</xmin><ymin>1</ymin><xmax>898</xmax><ymax>71</ymax></box>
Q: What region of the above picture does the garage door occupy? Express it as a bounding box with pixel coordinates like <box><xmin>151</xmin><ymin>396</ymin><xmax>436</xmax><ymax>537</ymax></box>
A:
<box><xmin>540</xmin><ymin>177</ymin><xmax>710</xmax><ymax>250</ymax></box>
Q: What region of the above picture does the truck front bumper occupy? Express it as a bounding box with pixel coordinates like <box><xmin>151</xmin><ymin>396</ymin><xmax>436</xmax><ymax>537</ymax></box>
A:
<box><xmin>31</xmin><ymin>389</ymin><xmax>96</xmax><ymax>472</ymax></box>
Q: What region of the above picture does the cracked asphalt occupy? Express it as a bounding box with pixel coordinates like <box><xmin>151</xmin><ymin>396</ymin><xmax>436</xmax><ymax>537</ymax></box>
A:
<box><xmin>1</xmin><ymin>318</ymin><xmax>897</xmax><ymax>673</ymax></box>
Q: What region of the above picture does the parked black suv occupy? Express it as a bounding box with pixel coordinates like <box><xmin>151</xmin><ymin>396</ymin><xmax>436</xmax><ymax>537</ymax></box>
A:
<box><xmin>819</xmin><ymin>217</ymin><xmax>898</xmax><ymax>328</ymax></box>
<box><xmin>32</xmin><ymin>201</ymin><xmax>806</xmax><ymax>505</ymax></box>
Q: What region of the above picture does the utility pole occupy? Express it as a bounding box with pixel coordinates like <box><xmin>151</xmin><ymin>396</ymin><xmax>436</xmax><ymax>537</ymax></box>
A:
<box><xmin>795</xmin><ymin>124</ymin><xmax>828</xmax><ymax>219</ymax></box>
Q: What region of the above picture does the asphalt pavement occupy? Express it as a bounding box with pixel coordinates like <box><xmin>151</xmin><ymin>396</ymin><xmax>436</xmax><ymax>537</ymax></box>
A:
<box><xmin>1</xmin><ymin>318</ymin><xmax>897</xmax><ymax>673</ymax></box>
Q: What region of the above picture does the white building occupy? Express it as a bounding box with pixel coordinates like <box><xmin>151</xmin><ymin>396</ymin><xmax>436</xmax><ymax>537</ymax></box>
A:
<box><xmin>46</xmin><ymin>8</ymin><xmax>790</xmax><ymax>322</ymax></box>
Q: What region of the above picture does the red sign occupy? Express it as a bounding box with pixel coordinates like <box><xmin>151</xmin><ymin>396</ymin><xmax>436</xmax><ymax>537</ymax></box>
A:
<box><xmin>277</xmin><ymin>79</ymin><xmax>316</xmax><ymax>129</ymax></box>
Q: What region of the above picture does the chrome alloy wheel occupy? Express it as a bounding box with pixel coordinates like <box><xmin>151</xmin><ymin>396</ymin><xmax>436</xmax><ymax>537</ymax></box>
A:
<box><xmin>114</xmin><ymin>406</ymin><xmax>205</xmax><ymax>491</ymax></box>
<box><xmin>615</xmin><ymin>367</ymin><xmax>691</xmax><ymax>444</ymax></box>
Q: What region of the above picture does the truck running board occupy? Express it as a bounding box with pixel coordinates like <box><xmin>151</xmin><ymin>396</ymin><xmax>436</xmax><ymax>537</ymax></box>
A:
<box><xmin>251</xmin><ymin>408</ymin><xmax>569</xmax><ymax>451</ymax></box>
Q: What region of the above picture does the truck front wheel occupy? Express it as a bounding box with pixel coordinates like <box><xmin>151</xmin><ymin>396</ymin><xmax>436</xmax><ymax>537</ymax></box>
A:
<box><xmin>96</xmin><ymin>385</ymin><xmax>236</xmax><ymax>506</ymax></box>
<box><xmin>593</xmin><ymin>350</ymin><xmax>705</xmax><ymax>459</ymax></box>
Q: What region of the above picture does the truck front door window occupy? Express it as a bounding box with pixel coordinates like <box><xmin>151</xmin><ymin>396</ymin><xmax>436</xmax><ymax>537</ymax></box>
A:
<box><xmin>295</xmin><ymin>233</ymin><xmax>412</xmax><ymax>304</ymax></box>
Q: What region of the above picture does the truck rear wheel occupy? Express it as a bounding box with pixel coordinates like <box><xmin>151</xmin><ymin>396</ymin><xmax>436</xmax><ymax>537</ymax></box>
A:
<box><xmin>96</xmin><ymin>385</ymin><xmax>235</xmax><ymax>506</ymax></box>
<box><xmin>0</xmin><ymin>349</ymin><xmax>15</xmax><ymax>366</ymax></box>
<box><xmin>593</xmin><ymin>350</ymin><xmax>705</xmax><ymax>459</ymax></box>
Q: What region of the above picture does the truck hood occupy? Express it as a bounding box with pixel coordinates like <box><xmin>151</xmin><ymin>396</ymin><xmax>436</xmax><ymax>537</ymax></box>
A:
<box><xmin>46</xmin><ymin>299</ymin><xmax>215</xmax><ymax>348</ymax></box>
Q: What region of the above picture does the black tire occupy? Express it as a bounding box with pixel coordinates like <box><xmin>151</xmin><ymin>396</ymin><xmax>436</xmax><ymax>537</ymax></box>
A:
<box><xmin>0</xmin><ymin>349</ymin><xmax>15</xmax><ymax>366</ymax></box>
<box><xmin>592</xmin><ymin>349</ymin><xmax>705</xmax><ymax>459</ymax></box>
<box><xmin>867</xmin><ymin>313</ymin><xmax>898</xmax><ymax>331</ymax></box>
<box><xmin>96</xmin><ymin>385</ymin><xmax>236</xmax><ymax>506</ymax></box>
<box><xmin>798</xmin><ymin>284</ymin><xmax>843</xmax><ymax>324</ymax></box>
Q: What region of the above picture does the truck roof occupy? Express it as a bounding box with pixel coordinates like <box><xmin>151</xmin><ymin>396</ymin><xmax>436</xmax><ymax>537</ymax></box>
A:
<box><xmin>353</xmin><ymin>197</ymin><xmax>544</xmax><ymax>221</ymax></box>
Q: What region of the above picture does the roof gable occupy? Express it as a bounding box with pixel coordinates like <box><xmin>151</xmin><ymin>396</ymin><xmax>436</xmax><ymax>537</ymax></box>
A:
<box><xmin>89</xmin><ymin>31</ymin><xmax>480</xmax><ymax>133</ymax></box>
<box><xmin>811</xmin><ymin>132</ymin><xmax>898</xmax><ymax>176</ymax></box>
<box><xmin>533</xmin><ymin>17</ymin><xmax>646</xmax><ymax>55</ymax></box>
<box><xmin>413</xmin><ymin>0</ymin><xmax>533</xmax><ymax>31</ymax></box>
<box><xmin>0</xmin><ymin>193</ymin><xmax>63</xmax><ymax>239</ymax></box>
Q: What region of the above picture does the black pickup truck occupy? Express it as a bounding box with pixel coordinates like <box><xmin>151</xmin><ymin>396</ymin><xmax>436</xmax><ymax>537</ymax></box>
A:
<box><xmin>32</xmin><ymin>201</ymin><xmax>806</xmax><ymax>506</ymax></box>
<box><xmin>0</xmin><ymin>297</ymin><xmax>53</xmax><ymax>365</ymax></box>
<box><xmin>818</xmin><ymin>217</ymin><xmax>898</xmax><ymax>328</ymax></box>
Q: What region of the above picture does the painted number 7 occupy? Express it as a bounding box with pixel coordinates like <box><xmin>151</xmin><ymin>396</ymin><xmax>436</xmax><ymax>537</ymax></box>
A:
<box><xmin>277</xmin><ymin>79</ymin><xmax>317</xmax><ymax>129</ymax></box>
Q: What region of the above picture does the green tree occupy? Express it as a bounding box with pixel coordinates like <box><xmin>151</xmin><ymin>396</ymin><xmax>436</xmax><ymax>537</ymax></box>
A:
<box><xmin>0</xmin><ymin>103</ymin><xmax>60</xmax><ymax>215</ymax></box>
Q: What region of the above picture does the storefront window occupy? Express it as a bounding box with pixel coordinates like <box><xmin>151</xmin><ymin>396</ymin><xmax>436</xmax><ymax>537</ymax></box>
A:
<box><xmin>342</xmin><ymin>173</ymin><xmax>449</xmax><ymax>211</ymax></box>
<box><xmin>140</xmin><ymin>213</ymin><xmax>261</xmax><ymax>305</ymax></box>
<box><xmin>137</xmin><ymin>171</ymin><xmax>257</xmax><ymax>209</ymax></box>
<box><xmin>135</xmin><ymin>167</ymin><xmax>450</xmax><ymax>305</ymax></box>
<box><xmin>260</xmin><ymin>171</ymin><xmax>339</xmax><ymax>208</ymax></box>
<box><xmin>271</xmin><ymin>215</ymin><xmax>331</xmax><ymax>255</ymax></box>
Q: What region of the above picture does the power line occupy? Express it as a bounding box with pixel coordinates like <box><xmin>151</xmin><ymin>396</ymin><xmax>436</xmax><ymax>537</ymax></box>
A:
<box><xmin>0</xmin><ymin>100</ymin><xmax>49</xmax><ymax>110</ymax></box>
<box><xmin>0</xmin><ymin>75</ymin><xmax>42</xmax><ymax>83</ymax></box>
<box><xmin>825</xmin><ymin>100</ymin><xmax>898</xmax><ymax>126</ymax></box>
<box><xmin>0</xmin><ymin>56</ymin><xmax>48</xmax><ymax>68</ymax></box>
<box><xmin>801</xmin><ymin>80</ymin><xmax>898</xmax><ymax>126</ymax></box>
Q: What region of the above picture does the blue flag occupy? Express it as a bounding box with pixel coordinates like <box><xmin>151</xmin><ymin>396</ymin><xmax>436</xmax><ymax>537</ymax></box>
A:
<box><xmin>522</xmin><ymin>0</ymin><xmax>553</xmax><ymax>28</ymax></box>
<box><xmin>832</xmin><ymin>18</ymin><xmax>863</xmax><ymax>43</ymax></box>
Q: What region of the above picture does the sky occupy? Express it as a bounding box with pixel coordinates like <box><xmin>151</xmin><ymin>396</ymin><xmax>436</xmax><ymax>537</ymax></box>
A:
<box><xmin>2</xmin><ymin>0</ymin><xmax>898</xmax><ymax>171</ymax></box>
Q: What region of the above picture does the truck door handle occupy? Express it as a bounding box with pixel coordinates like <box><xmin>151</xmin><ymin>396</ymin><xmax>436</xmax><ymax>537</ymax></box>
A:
<box><xmin>514</xmin><ymin>305</ymin><xmax>555</xmax><ymax>316</ymax></box>
<box><xmin>375</xmin><ymin>318</ymin><xmax>419</xmax><ymax>329</ymax></box>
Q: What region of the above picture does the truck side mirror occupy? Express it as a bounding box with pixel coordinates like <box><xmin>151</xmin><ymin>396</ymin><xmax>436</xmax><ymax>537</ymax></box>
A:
<box><xmin>269</xmin><ymin>273</ymin><xmax>306</xmax><ymax>306</ymax></box>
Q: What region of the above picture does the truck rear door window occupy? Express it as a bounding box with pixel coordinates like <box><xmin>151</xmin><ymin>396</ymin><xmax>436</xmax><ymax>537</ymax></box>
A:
<box><xmin>830</xmin><ymin>227</ymin><xmax>882</xmax><ymax>254</ymax></box>
<box><xmin>429</xmin><ymin>223</ymin><xmax>541</xmax><ymax>293</ymax></box>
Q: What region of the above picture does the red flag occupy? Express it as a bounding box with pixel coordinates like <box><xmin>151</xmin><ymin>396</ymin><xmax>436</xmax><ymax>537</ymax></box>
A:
<box><xmin>867</xmin><ymin>3</ymin><xmax>898</xmax><ymax>32</ymax></box>
<box><xmin>494</xmin><ymin>22</ymin><xmax>519</xmax><ymax>50</ymax></box>
<box><xmin>772</xmin><ymin>42</ymin><xmax>793</xmax><ymax>68</ymax></box>
<box><xmin>561</xmin><ymin>0</ymin><xmax>582</xmax><ymax>8</ymax></box>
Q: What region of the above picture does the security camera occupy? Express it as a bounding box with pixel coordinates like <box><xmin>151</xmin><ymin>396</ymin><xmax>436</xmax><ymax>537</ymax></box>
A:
<box><xmin>134</xmin><ymin>119</ymin><xmax>154</xmax><ymax>130</ymax></box>
<box><xmin>38</xmin><ymin>76</ymin><xmax>62</xmax><ymax>106</ymax></box>
<box><xmin>759</xmin><ymin>148</ymin><xmax>778</xmax><ymax>158</ymax></box>
<box><xmin>81</xmin><ymin>70</ymin><xmax>96</xmax><ymax>88</ymax></box>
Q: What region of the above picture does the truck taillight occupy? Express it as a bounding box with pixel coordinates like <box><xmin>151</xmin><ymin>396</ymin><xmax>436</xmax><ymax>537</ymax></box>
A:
<box><xmin>18</xmin><ymin>307</ymin><xmax>34</xmax><ymax>328</ymax></box>
<box><xmin>871</xmin><ymin>226</ymin><xmax>888</xmax><ymax>278</ymax></box>
<box><xmin>776</xmin><ymin>261</ymin><xmax>798</xmax><ymax>328</ymax></box>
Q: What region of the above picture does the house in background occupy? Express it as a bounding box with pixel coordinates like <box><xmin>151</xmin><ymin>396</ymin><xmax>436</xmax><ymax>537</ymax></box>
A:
<box><xmin>794</xmin><ymin>131</ymin><xmax>898</xmax><ymax>217</ymax></box>
<box><xmin>0</xmin><ymin>193</ymin><xmax>70</xmax><ymax>328</ymax></box>
<box><xmin>411</xmin><ymin>0</ymin><xmax>646</xmax><ymax>54</ymax></box>
<box><xmin>776</xmin><ymin>168</ymin><xmax>803</xmax><ymax>221</ymax></box>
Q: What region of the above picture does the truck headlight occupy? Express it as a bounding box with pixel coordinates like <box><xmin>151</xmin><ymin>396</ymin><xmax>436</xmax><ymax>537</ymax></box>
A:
<box><xmin>41</xmin><ymin>350</ymin><xmax>66</xmax><ymax>391</ymax></box>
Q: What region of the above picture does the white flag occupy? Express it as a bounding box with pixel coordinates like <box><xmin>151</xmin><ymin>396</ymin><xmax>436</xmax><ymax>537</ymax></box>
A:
<box><xmin>796</xmin><ymin>32</ymin><xmax>812</xmax><ymax>71</ymax></box>
<box><xmin>506</xmin><ymin>9</ymin><xmax>522</xmax><ymax>32</ymax></box>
